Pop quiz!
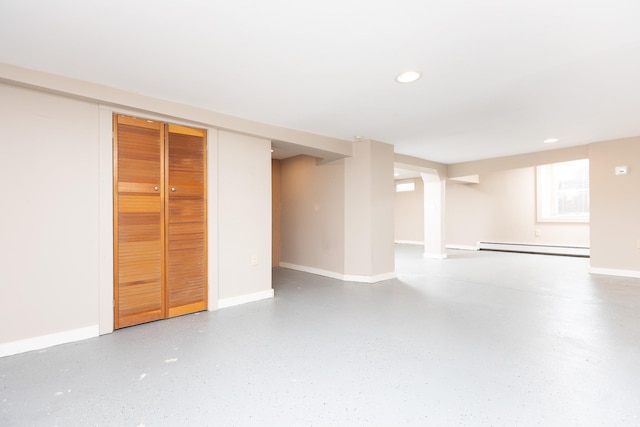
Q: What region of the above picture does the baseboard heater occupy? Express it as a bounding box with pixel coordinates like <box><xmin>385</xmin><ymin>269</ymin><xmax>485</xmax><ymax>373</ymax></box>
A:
<box><xmin>478</xmin><ymin>241</ymin><xmax>590</xmax><ymax>257</ymax></box>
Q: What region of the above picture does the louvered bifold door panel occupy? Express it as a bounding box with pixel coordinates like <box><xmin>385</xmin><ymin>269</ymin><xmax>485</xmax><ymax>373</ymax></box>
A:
<box><xmin>166</xmin><ymin>124</ymin><xmax>207</xmax><ymax>317</ymax></box>
<box><xmin>114</xmin><ymin>116</ymin><xmax>165</xmax><ymax>328</ymax></box>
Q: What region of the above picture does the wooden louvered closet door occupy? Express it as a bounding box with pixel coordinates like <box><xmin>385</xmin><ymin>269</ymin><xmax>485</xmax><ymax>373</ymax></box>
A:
<box><xmin>114</xmin><ymin>115</ymin><xmax>207</xmax><ymax>329</ymax></box>
<box><xmin>166</xmin><ymin>125</ymin><xmax>207</xmax><ymax>318</ymax></box>
<box><xmin>114</xmin><ymin>116</ymin><xmax>165</xmax><ymax>328</ymax></box>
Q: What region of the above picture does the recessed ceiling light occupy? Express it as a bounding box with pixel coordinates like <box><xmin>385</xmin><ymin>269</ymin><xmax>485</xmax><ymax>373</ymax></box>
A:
<box><xmin>396</xmin><ymin>71</ymin><xmax>421</xmax><ymax>83</ymax></box>
<box><xmin>354</xmin><ymin>135</ymin><xmax>364</xmax><ymax>141</ymax></box>
<box><xmin>544</xmin><ymin>138</ymin><xmax>559</xmax><ymax>144</ymax></box>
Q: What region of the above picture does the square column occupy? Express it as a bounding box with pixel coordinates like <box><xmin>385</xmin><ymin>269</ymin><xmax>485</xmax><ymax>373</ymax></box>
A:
<box><xmin>421</xmin><ymin>172</ymin><xmax>447</xmax><ymax>259</ymax></box>
<box><xmin>344</xmin><ymin>140</ymin><xmax>396</xmax><ymax>282</ymax></box>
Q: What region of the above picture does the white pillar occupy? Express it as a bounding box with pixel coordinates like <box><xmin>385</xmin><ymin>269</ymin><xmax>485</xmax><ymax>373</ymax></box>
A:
<box><xmin>421</xmin><ymin>172</ymin><xmax>447</xmax><ymax>259</ymax></box>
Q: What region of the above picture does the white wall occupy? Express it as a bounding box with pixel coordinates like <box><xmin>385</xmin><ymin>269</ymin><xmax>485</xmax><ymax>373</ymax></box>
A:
<box><xmin>0</xmin><ymin>84</ymin><xmax>101</xmax><ymax>347</ymax></box>
<box><xmin>446</xmin><ymin>167</ymin><xmax>590</xmax><ymax>248</ymax></box>
<box><xmin>217</xmin><ymin>131</ymin><xmax>273</xmax><ymax>302</ymax></box>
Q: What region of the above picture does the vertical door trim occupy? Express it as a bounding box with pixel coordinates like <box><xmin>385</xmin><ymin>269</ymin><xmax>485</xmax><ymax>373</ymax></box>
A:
<box><xmin>99</xmin><ymin>108</ymin><xmax>114</xmax><ymax>335</ymax></box>
<box><xmin>162</xmin><ymin>123</ymin><xmax>169</xmax><ymax>318</ymax></box>
<box><xmin>112</xmin><ymin>114</ymin><xmax>121</xmax><ymax>330</ymax></box>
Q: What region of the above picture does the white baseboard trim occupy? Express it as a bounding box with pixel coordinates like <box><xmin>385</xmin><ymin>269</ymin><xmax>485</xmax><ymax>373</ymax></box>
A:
<box><xmin>478</xmin><ymin>242</ymin><xmax>590</xmax><ymax>257</ymax></box>
<box><xmin>279</xmin><ymin>262</ymin><xmax>345</xmax><ymax>280</ymax></box>
<box><xmin>446</xmin><ymin>244</ymin><xmax>479</xmax><ymax>251</ymax></box>
<box><xmin>424</xmin><ymin>252</ymin><xmax>448</xmax><ymax>259</ymax></box>
<box><xmin>589</xmin><ymin>267</ymin><xmax>640</xmax><ymax>279</ymax></box>
<box><xmin>218</xmin><ymin>289</ymin><xmax>275</xmax><ymax>309</ymax></box>
<box><xmin>343</xmin><ymin>271</ymin><xmax>397</xmax><ymax>283</ymax></box>
<box><xmin>279</xmin><ymin>262</ymin><xmax>396</xmax><ymax>283</ymax></box>
<box><xmin>395</xmin><ymin>240</ymin><xmax>424</xmax><ymax>245</ymax></box>
<box><xmin>0</xmin><ymin>325</ymin><xmax>99</xmax><ymax>358</ymax></box>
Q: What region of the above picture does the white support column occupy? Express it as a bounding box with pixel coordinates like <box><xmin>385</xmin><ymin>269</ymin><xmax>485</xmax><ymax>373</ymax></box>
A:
<box><xmin>421</xmin><ymin>172</ymin><xmax>447</xmax><ymax>259</ymax></box>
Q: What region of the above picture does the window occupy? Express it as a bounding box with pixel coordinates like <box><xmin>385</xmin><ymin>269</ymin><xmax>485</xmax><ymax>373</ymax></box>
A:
<box><xmin>395</xmin><ymin>181</ymin><xmax>415</xmax><ymax>192</ymax></box>
<box><xmin>536</xmin><ymin>159</ymin><xmax>589</xmax><ymax>222</ymax></box>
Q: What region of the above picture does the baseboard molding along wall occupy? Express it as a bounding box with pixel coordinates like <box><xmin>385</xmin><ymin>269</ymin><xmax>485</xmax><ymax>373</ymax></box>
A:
<box><xmin>446</xmin><ymin>244</ymin><xmax>480</xmax><ymax>251</ymax></box>
<box><xmin>279</xmin><ymin>262</ymin><xmax>396</xmax><ymax>283</ymax></box>
<box><xmin>343</xmin><ymin>272</ymin><xmax>397</xmax><ymax>283</ymax></box>
<box><xmin>589</xmin><ymin>267</ymin><xmax>640</xmax><ymax>279</ymax></box>
<box><xmin>478</xmin><ymin>242</ymin><xmax>590</xmax><ymax>257</ymax></box>
<box><xmin>395</xmin><ymin>240</ymin><xmax>424</xmax><ymax>245</ymax></box>
<box><xmin>0</xmin><ymin>325</ymin><xmax>99</xmax><ymax>358</ymax></box>
<box><xmin>423</xmin><ymin>252</ymin><xmax>448</xmax><ymax>259</ymax></box>
<box><xmin>218</xmin><ymin>289</ymin><xmax>275</xmax><ymax>309</ymax></box>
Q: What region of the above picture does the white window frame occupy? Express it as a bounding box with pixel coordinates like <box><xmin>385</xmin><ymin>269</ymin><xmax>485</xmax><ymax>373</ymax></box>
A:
<box><xmin>536</xmin><ymin>159</ymin><xmax>590</xmax><ymax>223</ymax></box>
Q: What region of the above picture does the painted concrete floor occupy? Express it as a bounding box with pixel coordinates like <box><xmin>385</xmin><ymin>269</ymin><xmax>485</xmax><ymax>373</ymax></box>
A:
<box><xmin>2</xmin><ymin>246</ymin><xmax>640</xmax><ymax>426</ymax></box>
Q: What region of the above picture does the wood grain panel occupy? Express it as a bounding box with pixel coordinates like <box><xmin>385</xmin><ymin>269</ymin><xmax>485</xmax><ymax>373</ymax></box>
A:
<box><xmin>118</xmin><ymin>182</ymin><xmax>160</xmax><ymax>194</ymax></box>
<box><xmin>166</xmin><ymin>128</ymin><xmax>207</xmax><ymax>316</ymax></box>
<box><xmin>118</xmin><ymin>195</ymin><xmax>162</xmax><ymax>213</ymax></box>
<box><xmin>114</xmin><ymin>115</ymin><xmax>165</xmax><ymax>329</ymax></box>
<box><xmin>114</xmin><ymin>115</ymin><xmax>207</xmax><ymax>329</ymax></box>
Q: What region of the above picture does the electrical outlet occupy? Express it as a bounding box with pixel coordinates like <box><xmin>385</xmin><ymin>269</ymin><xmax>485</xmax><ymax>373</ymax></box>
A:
<box><xmin>535</xmin><ymin>229</ymin><xmax>541</xmax><ymax>237</ymax></box>
<box><xmin>637</xmin><ymin>239</ymin><xmax>640</xmax><ymax>249</ymax></box>
<box><xmin>251</xmin><ymin>255</ymin><xmax>259</xmax><ymax>266</ymax></box>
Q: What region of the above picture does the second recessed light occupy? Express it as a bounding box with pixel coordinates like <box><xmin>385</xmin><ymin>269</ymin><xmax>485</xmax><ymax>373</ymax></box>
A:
<box><xmin>396</xmin><ymin>71</ymin><xmax>421</xmax><ymax>83</ymax></box>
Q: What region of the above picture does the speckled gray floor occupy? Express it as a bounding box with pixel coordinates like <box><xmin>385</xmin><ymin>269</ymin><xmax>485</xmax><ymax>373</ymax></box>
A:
<box><xmin>2</xmin><ymin>246</ymin><xmax>640</xmax><ymax>426</ymax></box>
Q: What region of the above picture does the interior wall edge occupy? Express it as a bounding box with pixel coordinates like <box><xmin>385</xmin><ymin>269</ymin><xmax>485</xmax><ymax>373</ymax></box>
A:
<box><xmin>207</xmin><ymin>128</ymin><xmax>220</xmax><ymax>311</ymax></box>
<box><xmin>448</xmin><ymin>145</ymin><xmax>590</xmax><ymax>177</ymax></box>
<box><xmin>279</xmin><ymin>263</ymin><xmax>396</xmax><ymax>284</ymax></box>
<box><xmin>0</xmin><ymin>63</ymin><xmax>352</xmax><ymax>160</ymax></box>
<box><xmin>98</xmin><ymin>109</ymin><xmax>114</xmax><ymax>335</ymax></box>
<box><xmin>394</xmin><ymin>153</ymin><xmax>447</xmax><ymax>178</ymax></box>
<box><xmin>589</xmin><ymin>267</ymin><xmax>640</xmax><ymax>279</ymax></box>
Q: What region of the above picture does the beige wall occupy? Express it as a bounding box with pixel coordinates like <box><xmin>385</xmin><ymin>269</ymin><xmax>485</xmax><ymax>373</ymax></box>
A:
<box><xmin>368</xmin><ymin>141</ymin><xmax>395</xmax><ymax>277</ymax></box>
<box><xmin>446</xmin><ymin>167</ymin><xmax>590</xmax><ymax>248</ymax></box>
<box><xmin>280</xmin><ymin>141</ymin><xmax>395</xmax><ymax>281</ymax></box>
<box><xmin>394</xmin><ymin>178</ymin><xmax>424</xmax><ymax>243</ymax></box>
<box><xmin>344</xmin><ymin>140</ymin><xmax>395</xmax><ymax>278</ymax></box>
<box><xmin>217</xmin><ymin>131</ymin><xmax>273</xmax><ymax>300</ymax></box>
<box><xmin>272</xmin><ymin>159</ymin><xmax>281</xmax><ymax>267</ymax></box>
<box><xmin>280</xmin><ymin>155</ymin><xmax>346</xmax><ymax>274</ymax></box>
<box><xmin>0</xmin><ymin>84</ymin><xmax>100</xmax><ymax>344</ymax></box>
<box><xmin>0</xmin><ymin>63</ymin><xmax>352</xmax><ymax>163</ymax></box>
<box><xmin>589</xmin><ymin>138</ymin><xmax>640</xmax><ymax>272</ymax></box>
<box><xmin>2</xmin><ymin>63</ymin><xmax>639</xmax><ymax>355</ymax></box>
<box><xmin>0</xmin><ymin>83</ymin><xmax>274</xmax><ymax>355</ymax></box>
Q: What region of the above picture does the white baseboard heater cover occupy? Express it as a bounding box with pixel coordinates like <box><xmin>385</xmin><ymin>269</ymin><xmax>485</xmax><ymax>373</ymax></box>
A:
<box><xmin>478</xmin><ymin>242</ymin><xmax>589</xmax><ymax>257</ymax></box>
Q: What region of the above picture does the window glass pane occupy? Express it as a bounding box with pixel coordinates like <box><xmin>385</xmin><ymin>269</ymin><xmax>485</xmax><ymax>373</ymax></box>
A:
<box><xmin>537</xmin><ymin>159</ymin><xmax>589</xmax><ymax>222</ymax></box>
<box><xmin>395</xmin><ymin>181</ymin><xmax>415</xmax><ymax>192</ymax></box>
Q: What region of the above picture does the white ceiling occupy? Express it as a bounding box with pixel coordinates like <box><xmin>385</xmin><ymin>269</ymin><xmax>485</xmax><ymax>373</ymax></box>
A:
<box><xmin>2</xmin><ymin>0</ymin><xmax>640</xmax><ymax>164</ymax></box>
